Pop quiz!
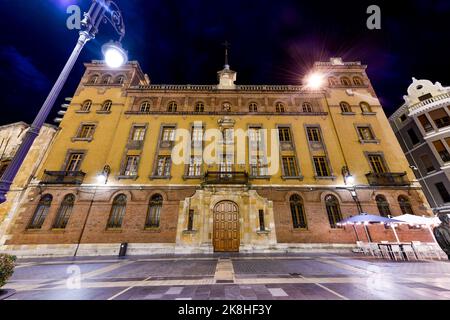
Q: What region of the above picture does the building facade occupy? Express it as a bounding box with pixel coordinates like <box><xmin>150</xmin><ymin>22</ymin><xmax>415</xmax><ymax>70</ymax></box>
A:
<box><xmin>0</xmin><ymin>122</ymin><xmax>57</xmax><ymax>245</ymax></box>
<box><xmin>389</xmin><ymin>78</ymin><xmax>450</xmax><ymax>214</ymax></box>
<box><xmin>0</xmin><ymin>58</ymin><xmax>434</xmax><ymax>257</ymax></box>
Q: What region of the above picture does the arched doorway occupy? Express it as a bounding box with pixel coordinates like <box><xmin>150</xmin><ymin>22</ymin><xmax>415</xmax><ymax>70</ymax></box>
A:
<box><xmin>213</xmin><ymin>201</ymin><xmax>240</xmax><ymax>252</ymax></box>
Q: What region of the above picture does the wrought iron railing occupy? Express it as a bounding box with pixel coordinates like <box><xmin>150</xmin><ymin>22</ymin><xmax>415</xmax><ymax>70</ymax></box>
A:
<box><xmin>203</xmin><ymin>171</ymin><xmax>249</xmax><ymax>185</ymax></box>
<box><xmin>41</xmin><ymin>171</ymin><xmax>86</xmax><ymax>185</ymax></box>
<box><xmin>365</xmin><ymin>172</ymin><xmax>410</xmax><ymax>186</ymax></box>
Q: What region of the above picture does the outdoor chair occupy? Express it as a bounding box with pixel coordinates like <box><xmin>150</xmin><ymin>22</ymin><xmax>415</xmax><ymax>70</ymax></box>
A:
<box><xmin>368</xmin><ymin>242</ymin><xmax>383</xmax><ymax>258</ymax></box>
<box><xmin>379</xmin><ymin>241</ymin><xmax>403</xmax><ymax>261</ymax></box>
<box><xmin>412</xmin><ymin>241</ymin><xmax>433</xmax><ymax>260</ymax></box>
<box><xmin>426</xmin><ymin>243</ymin><xmax>447</xmax><ymax>260</ymax></box>
<box><xmin>354</xmin><ymin>241</ymin><xmax>369</xmax><ymax>255</ymax></box>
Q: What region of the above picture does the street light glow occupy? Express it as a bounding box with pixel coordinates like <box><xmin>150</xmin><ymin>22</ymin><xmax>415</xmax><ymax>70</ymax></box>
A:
<box><xmin>102</xmin><ymin>41</ymin><xmax>128</xmax><ymax>68</ymax></box>
<box><xmin>346</xmin><ymin>175</ymin><xmax>355</xmax><ymax>185</ymax></box>
<box><xmin>305</xmin><ymin>72</ymin><xmax>325</xmax><ymax>89</ymax></box>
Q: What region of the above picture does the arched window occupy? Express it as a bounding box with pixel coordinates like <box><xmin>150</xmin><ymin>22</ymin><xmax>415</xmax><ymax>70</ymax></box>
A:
<box><xmin>353</xmin><ymin>76</ymin><xmax>363</xmax><ymax>86</ymax></box>
<box><xmin>290</xmin><ymin>194</ymin><xmax>307</xmax><ymax>229</ymax></box>
<box><xmin>101</xmin><ymin>75</ymin><xmax>112</xmax><ymax>85</ymax></box>
<box><xmin>249</xmin><ymin>102</ymin><xmax>258</xmax><ymax>112</ymax></box>
<box><xmin>360</xmin><ymin>102</ymin><xmax>372</xmax><ymax>113</ymax></box>
<box><xmin>107</xmin><ymin>194</ymin><xmax>127</xmax><ymax>229</ymax></box>
<box><xmin>146</xmin><ymin>194</ymin><xmax>163</xmax><ymax>228</ymax></box>
<box><xmin>340</xmin><ymin>77</ymin><xmax>351</xmax><ymax>86</ymax></box>
<box><xmin>398</xmin><ymin>196</ymin><xmax>414</xmax><ymax>215</ymax></box>
<box><xmin>81</xmin><ymin>100</ymin><xmax>92</xmax><ymax>112</ymax></box>
<box><xmin>325</xmin><ymin>195</ymin><xmax>342</xmax><ymax>228</ymax></box>
<box><xmin>328</xmin><ymin>77</ymin><xmax>338</xmax><ymax>86</ymax></box>
<box><xmin>168</xmin><ymin>101</ymin><xmax>178</xmax><ymax>112</ymax></box>
<box><xmin>302</xmin><ymin>102</ymin><xmax>313</xmax><ymax>112</ymax></box>
<box><xmin>115</xmin><ymin>75</ymin><xmax>125</xmax><ymax>84</ymax></box>
<box><xmin>275</xmin><ymin>102</ymin><xmax>285</xmax><ymax>113</ymax></box>
<box><xmin>28</xmin><ymin>194</ymin><xmax>53</xmax><ymax>229</ymax></box>
<box><xmin>88</xmin><ymin>75</ymin><xmax>99</xmax><ymax>84</ymax></box>
<box><xmin>101</xmin><ymin>100</ymin><xmax>112</xmax><ymax>112</ymax></box>
<box><xmin>53</xmin><ymin>194</ymin><xmax>75</xmax><ymax>229</ymax></box>
<box><xmin>140</xmin><ymin>101</ymin><xmax>151</xmax><ymax>112</ymax></box>
<box><xmin>339</xmin><ymin>101</ymin><xmax>352</xmax><ymax>113</ymax></box>
<box><xmin>376</xmin><ymin>195</ymin><xmax>391</xmax><ymax>218</ymax></box>
<box><xmin>195</xmin><ymin>102</ymin><xmax>205</xmax><ymax>112</ymax></box>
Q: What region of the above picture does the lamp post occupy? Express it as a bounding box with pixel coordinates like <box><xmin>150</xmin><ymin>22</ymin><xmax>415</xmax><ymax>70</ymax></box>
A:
<box><xmin>0</xmin><ymin>0</ymin><xmax>127</xmax><ymax>204</ymax></box>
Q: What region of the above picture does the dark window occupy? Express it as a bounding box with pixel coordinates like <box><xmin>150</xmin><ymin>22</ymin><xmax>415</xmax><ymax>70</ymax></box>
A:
<box><xmin>376</xmin><ymin>195</ymin><xmax>391</xmax><ymax>218</ymax></box>
<box><xmin>418</xmin><ymin>115</ymin><xmax>433</xmax><ymax>132</ymax></box>
<box><xmin>278</xmin><ymin>127</ymin><xmax>292</xmax><ymax>142</ymax></box>
<box><xmin>302</xmin><ymin>102</ymin><xmax>313</xmax><ymax>112</ymax></box>
<box><xmin>146</xmin><ymin>194</ymin><xmax>162</xmax><ymax>228</ymax></box>
<box><xmin>195</xmin><ymin>102</ymin><xmax>205</xmax><ymax>112</ymax></box>
<box><xmin>0</xmin><ymin>161</ymin><xmax>10</xmax><ymax>177</ymax></box>
<box><xmin>313</xmin><ymin>156</ymin><xmax>331</xmax><ymax>177</ymax></box>
<box><xmin>65</xmin><ymin>153</ymin><xmax>84</xmax><ymax>172</ymax></box>
<box><xmin>398</xmin><ymin>196</ymin><xmax>414</xmax><ymax>215</ymax></box>
<box><xmin>275</xmin><ymin>102</ymin><xmax>285</xmax><ymax>113</ymax></box>
<box><xmin>28</xmin><ymin>194</ymin><xmax>52</xmax><ymax>229</ymax></box>
<box><xmin>258</xmin><ymin>210</ymin><xmax>265</xmax><ymax>231</ymax></box>
<box><xmin>53</xmin><ymin>194</ymin><xmax>75</xmax><ymax>229</ymax></box>
<box><xmin>101</xmin><ymin>100</ymin><xmax>112</xmax><ymax>112</ymax></box>
<box><xmin>107</xmin><ymin>194</ymin><xmax>127</xmax><ymax>229</ymax></box>
<box><xmin>307</xmin><ymin>127</ymin><xmax>321</xmax><ymax>142</ymax></box>
<box><xmin>140</xmin><ymin>101</ymin><xmax>151</xmax><ymax>112</ymax></box>
<box><xmin>187</xmin><ymin>210</ymin><xmax>194</xmax><ymax>231</ymax></box>
<box><xmin>325</xmin><ymin>195</ymin><xmax>342</xmax><ymax>228</ymax></box>
<box><xmin>436</xmin><ymin>182</ymin><xmax>450</xmax><ymax>203</ymax></box>
<box><xmin>282</xmin><ymin>156</ymin><xmax>298</xmax><ymax>177</ymax></box>
<box><xmin>433</xmin><ymin>140</ymin><xmax>450</xmax><ymax>162</ymax></box>
<box><xmin>400</xmin><ymin>114</ymin><xmax>407</xmax><ymax>122</ymax></box>
<box><xmin>340</xmin><ymin>102</ymin><xmax>352</xmax><ymax>113</ymax></box>
<box><xmin>418</xmin><ymin>93</ymin><xmax>432</xmax><ymax>101</ymax></box>
<box><xmin>368</xmin><ymin>154</ymin><xmax>387</xmax><ymax>174</ymax></box>
<box><xmin>407</xmin><ymin>128</ymin><xmax>420</xmax><ymax>145</ymax></box>
<box><xmin>420</xmin><ymin>154</ymin><xmax>435</xmax><ymax>173</ymax></box>
<box><xmin>290</xmin><ymin>195</ymin><xmax>307</xmax><ymax>229</ymax></box>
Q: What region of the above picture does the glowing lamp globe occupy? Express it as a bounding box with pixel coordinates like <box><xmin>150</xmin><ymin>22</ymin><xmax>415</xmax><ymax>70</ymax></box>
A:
<box><xmin>346</xmin><ymin>175</ymin><xmax>355</xmax><ymax>185</ymax></box>
<box><xmin>102</xmin><ymin>41</ymin><xmax>128</xmax><ymax>68</ymax></box>
<box><xmin>305</xmin><ymin>72</ymin><xmax>325</xmax><ymax>89</ymax></box>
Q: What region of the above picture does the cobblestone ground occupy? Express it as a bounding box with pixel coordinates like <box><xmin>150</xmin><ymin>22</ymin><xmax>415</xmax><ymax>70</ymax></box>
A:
<box><xmin>4</xmin><ymin>253</ymin><xmax>450</xmax><ymax>300</ymax></box>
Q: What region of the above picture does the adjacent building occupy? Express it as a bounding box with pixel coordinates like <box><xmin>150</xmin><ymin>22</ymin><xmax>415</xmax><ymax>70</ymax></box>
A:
<box><xmin>0</xmin><ymin>58</ymin><xmax>434</xmax><ymax>257</ymax></box>
<box><xmin>389</xmin><ymin>78</ymin><xmax>450</xmax><ymax>214</ymax></box>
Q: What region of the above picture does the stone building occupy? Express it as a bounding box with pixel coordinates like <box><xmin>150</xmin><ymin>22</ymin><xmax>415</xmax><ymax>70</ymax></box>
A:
<box><xmin>0</xmin><ymin>58</ymin><xmax>434</xmax><ymax>257</ymax></box>
<box><xmin>0</xmin><ymin>122</ymin><xmax>57</xmax><ymax>245</ymax></box>
<box><xmin>389</xmin><ymin>78</ymin><xmax>450</xmax><ymax>214</ymax></box>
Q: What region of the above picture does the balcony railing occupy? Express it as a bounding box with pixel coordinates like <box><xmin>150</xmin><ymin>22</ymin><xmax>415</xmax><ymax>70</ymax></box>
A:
<box><xmin>408</xmin><ymin>92</ymin><xmax>450</xmax><ymax>114</ymax></box>
<box><xmin>365</xmin><ymin>172</ymin><xmax>410</xmax><ymax>186</ymax></box>
<box><xmin>41</xmin><ymin>171</ymin><xmax>86</xmax><ymax>185</ymax></box>
<box><xmin>203</xmin><ymin>171</ymin><xmax>249</xmax><ymax>185</ymax></box>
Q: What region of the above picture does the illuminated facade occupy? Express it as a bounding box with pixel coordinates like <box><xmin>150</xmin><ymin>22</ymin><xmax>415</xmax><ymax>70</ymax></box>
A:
<box><xmin>0</xmin><ymin>58</ymin><xmax>434</xmax><ymax>257</ymax></box>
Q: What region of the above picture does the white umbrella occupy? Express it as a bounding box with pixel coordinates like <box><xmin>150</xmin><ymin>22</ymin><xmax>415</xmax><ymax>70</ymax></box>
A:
<box><xmin>393</xmin><ymin>214</ymin><xmax>446</xmax><ymax>244</ymax></box>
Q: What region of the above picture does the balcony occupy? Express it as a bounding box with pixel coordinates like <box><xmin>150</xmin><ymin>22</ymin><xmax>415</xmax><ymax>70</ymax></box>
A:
<box><xmin>365</xmin><ymin>172</ymin><xmax>410</xmax><ymax>187</ymax></box>
<box><xmin>41</xmin><ymin>171</ymin><xmax>86</xmax><ymax>185</ymax></box>
<box><xmin>203</xmin><ymin>171</ymin><xmax>249</xmax><ymax>185</ymax></box>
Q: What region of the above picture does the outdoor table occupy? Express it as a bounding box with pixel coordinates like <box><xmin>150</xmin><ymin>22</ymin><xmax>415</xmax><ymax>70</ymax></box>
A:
<box><xmin>377</xmin><ymin>242</ymin><xmax>419</xmax><ymax>261</ymax></box>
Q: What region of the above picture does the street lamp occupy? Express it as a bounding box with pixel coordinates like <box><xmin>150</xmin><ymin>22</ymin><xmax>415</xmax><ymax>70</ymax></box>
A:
<box><xmin>304</xmin><ymin>72</ymin><xmax>325</xmax><ymax>90</ymax></box>
<box><xmin>0</xmin><ymin>0</ymin><xmax>127</xmax><ymax>204</ymax></box>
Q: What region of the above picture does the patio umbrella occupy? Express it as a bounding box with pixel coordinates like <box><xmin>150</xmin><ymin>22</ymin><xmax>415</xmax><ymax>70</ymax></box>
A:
<box><xmin>394</xmin><ymin>214</ymin><xmax>449</xmax><ymax>244</ymax></box>
<box><xmin>338</xmin><ymin>213</ymin><xmax>402</xmax><ymax>243</ymax></box>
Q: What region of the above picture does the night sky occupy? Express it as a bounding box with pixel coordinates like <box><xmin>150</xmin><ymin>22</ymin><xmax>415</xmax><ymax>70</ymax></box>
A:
<box><xmin>0</xmin><ymin>0</ymin><xmax>449</xmax><ymax>126</ymax></box>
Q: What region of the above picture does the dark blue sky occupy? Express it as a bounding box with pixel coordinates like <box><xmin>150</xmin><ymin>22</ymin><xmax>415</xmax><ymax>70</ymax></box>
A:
<box><xmin>1</xmin><ymin>0</ymin><xmax>449</xmax><ymax>125</ymax></box>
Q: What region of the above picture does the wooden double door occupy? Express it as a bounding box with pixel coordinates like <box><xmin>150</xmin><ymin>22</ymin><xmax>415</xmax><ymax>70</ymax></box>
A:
<box><xmin>213</xmin><ymin>201</ymin><xmax>240</xmax><ymax>252</ymax></box>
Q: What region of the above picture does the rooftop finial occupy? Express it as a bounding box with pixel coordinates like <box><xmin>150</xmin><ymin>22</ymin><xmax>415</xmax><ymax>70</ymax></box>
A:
<box><xmin>222</xmin><ymin>41</ymin><xmax>231</xmax><ymax>69</ymax></box>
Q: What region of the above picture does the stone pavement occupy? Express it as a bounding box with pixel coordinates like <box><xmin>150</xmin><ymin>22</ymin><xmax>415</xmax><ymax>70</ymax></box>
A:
<box><xmin>4</xmin><ymin>253</ymin><xmax>450</xmax><ymax>300</ymax></box>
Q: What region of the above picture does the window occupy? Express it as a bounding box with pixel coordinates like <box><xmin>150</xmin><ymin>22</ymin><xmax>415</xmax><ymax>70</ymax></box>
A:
<box><xmin>122</xmin><ymin>155</ymin><xmax>139</xmax><ymax>176</ymax></box>
<box><xmin>249</xmin><ymin>102</ymin><xmax>258</xmax><ymax>112</ymax></box>
<box><xmin>398</xmin><ymin>196</ymin><xmax>413</xmax><ymax>215</ymax></box>
<box><xmin>418</xmin><ymin>115</ymin><xmax>433</xmax><ymax>132</ymax></box>
<box><xmin>192</xmin><ymin>126</ymin><xmax>204</xmax><ymax>143</ymax></box>
<box><xmin>220</xmin><ymin>154</ymin><xmax>234</xmax><ymax>175</ymax></box>
<box><xmin>325</xmin><ymin>195</ymin><xmax>342</xmax><ymax>228</ymax></box>
<box><xmin>436</xmin><ymin>182</ymin><xmax>450</xmax><ymax>203</ymax></box>
<box><xmin>140</xmin><ymin>101</ymin><xmax>151</xmax><ymax>113</ymax></box>
<box><xmin>290</xmin><ymin>194</ymin><xmax>307</xmax><ymax>229</ymax></box>
<box><xmin>250</xmin><ymin>156</ymin><xmax>267</xmax><ymax>176</ymax></box>
<box><xmin>53</xmin><ymin>194</ymin><xmax>75</xmax><ymax>229</ymax></box>
<box><xmin>0</xmin><ymin>161</ymin><xmax>10</xmax><ymax>177</ymax></box>
<box><xmin>258</xmin><ymin>209</ymin><xmax>266</xmax><ymax>231</ymax></box>
<box><xmin>101</xmin><ymin>75</ymin><xmax>112</xmax><ymax>85</ymax></box>
<box><xmin>360</xmin><ymin>102</ymin><xmax>372</xmax><ymax>113</ymax></box>
<box><xmin>65</xmin><ymin>153</ymin><xmax>84</xmax><ymax>172</ymax></box>
<box><xmin>101</xmin><ymin>100</ymin><xmax>112</xmax><ymax>112</ymax></box>
<box><xmin>275</xmin><ymin>102</ymin><xmax>285</xmax><ymax>113</ymax></box>
<box><xmin>429</xmin><ymin>108</ymin><xmax>450</xmax><ymax>128</ymax></box>
<box><xmin>156</xmin><ymin>156</ymin><xmax>171</xmax><ymax>177</ymax></box>
<box><xmin>78</xmin><ymin>124</ymin><xmax>96</xmax><ymax>139</ymax></box>
<box><xmin>328</xmin><ymin>77</ymin><xmax>338</xmax><ymax>86</ymax></box>
<box><xmin>368</xmin><ymin>154</ymin><xmax>387</xmax><ymax>174</ymax></box>
<box><xmin>187</xmin><ymin>210</ymin><xmax>194</xmax><ymax>231</ymax></box>
<box><xmin>195</xmin><ymin>102</ymin><xmax>205</xmax><ymax>112</ymax></box>
<box><xmin>407</xmin><ymin>128</ymin><xmax>420</xmax><ymax>145</ymax></box>
<box><xmin>161</xmin><ymin>127</ymin><xmax>176</xmax><ymax>142</ymax></box>
<box><xmin>302</xmin><ymin>102</ymin><xmax>313</xmax><ymax>112</ymax></box>
<box><xmin>420</xmin><ymin>154</ymin><xmax>435</xmax><ymax>173</ymax></box>
<box><xmin>188</xmin><ymin>156</ymin><xmax>202</xmax><ymax>176</ymax></box>
<box><xmin>433</xmin><ymin>140</ymin><xmax>450</xmax><ymax>162</ymax></box>
<box><xmin>115</xmin><ymin>75</ymin><xmax>125</xmax><ymax>84</ymax></box>
<box><xmin>131</xmin><ymin>126</ymin><xmax>146</xmax><ymax>141</ymax></box>
<box><xmin>278</xmin><ymin>127</ymin><xmax>292</xmax><ymax>142</ymax></box>
<box><xmin>223</xmin><ymin>128</ymin><xmax>234</xmax><ymax>144</ymax></box>
<box><xmin>340</xmin><ymin>102</ymin><xmax>352</xmax><ymax>113</ymax></box>
<box><xmin>313</xmin><ymin>156</ymin><xmax>331</xmax><ymax>177</ymax></box>
<box><xmin>28</xmin><ymin>194</ymin><xmax>53</xmax><ymax>229</ymax></box>
<box><xmin>357</xmin><ymin>126</ymin><xmax>375</xmax><ymax>141</ymax></box>
<box><xmin>400</xmin><ymin>114</ymin><xmax>407</xmax><ymax>122</ymax></box>
<box><xmin>282</xmin><ymin>156</ymin><xmax>298</xmax><ymax>177</ymax></box>
<box><xmin>107</xmin><ymin>194</ymin><xmax>127</xmax><ymax>229</ymax></box>
<box><xmin>340</xmin><ymin>77</ymin><xmax>351</xmax><ymax>86</ymax></box>
<box><xmin>81</xmin><ymin>100</ymin><xmax>92</xmax><ymax>112</ymax></box>
<box><xmin>418</xmin><ymin>93</ymin><xmax>432</xmax><ymax>101</ymax></box>
<box><xmin>88</xmin><ymin>75</ymin><xmax>99</xmax><ymax>84</ymax></box>
<box><xmin>376</xmin><ymin>195</ymin><xmax>391</xmax><ymax>218</ymax></box>
<box><xmin>307</xmin><ymin>127</ymin><xmax>321</xmax><ymax>142</ymax></box>
<box><xmin>353</xmin><ymin>77</ymin><xmax>363</xmax><ymax>86</ymax></box>
<box><xmin>248</xmin><ymin>127</ymin><xmax>262</xmax><ymax>144</ymax></box>
<box><xmin>168</xmin><ymin>101</ymin><xmax>178</xmax><ymax>112</ymax></box>
<box><xmin>146</xmin><ymin>194</ymin><xmax>162</xmax><ymax>228</ymax></box>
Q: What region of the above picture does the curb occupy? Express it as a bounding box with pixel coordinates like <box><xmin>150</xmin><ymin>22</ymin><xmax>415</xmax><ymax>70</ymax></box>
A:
<box><xmin>0</xmin><ymin>289</ymin><xmax>16</xmax><ymax>300</ymax></box>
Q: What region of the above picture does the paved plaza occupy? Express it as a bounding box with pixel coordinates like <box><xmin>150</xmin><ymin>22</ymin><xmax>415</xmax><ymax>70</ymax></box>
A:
<box><xmin>3</xmin><ymin>253</ymin><xmax>450</xmax><ymax>300</ymax></box>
